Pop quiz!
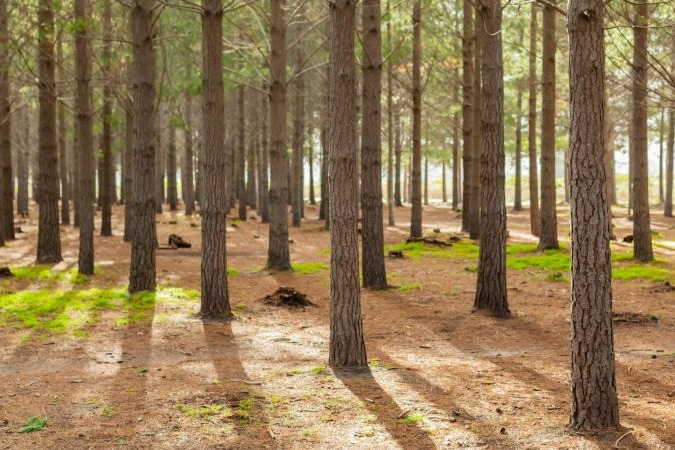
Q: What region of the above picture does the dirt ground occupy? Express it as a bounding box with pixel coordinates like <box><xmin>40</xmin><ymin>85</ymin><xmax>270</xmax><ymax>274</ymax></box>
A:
<box><xmin>0</xmin><ymin>202</ymin><xmax>674</xmax><ymax>449</ymax></box>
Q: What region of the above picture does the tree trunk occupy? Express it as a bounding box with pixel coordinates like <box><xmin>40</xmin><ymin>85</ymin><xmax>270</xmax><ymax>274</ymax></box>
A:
<box><xmin>631</xmin><ymin>0</ymin><xmax>653</xmax><ymax>262</ymax></box>
<box><xmin>514</xmin><ymin>77</ymin><xmax>523</xmax><ymax>211</ymax></box>
<box><xmin>0</xmin><ymin>0</ymin><xmax>12</xmax><ymax>240</ymax></box>
<box><xmin>123</xmin><ymin>107</ymin><xmax>134</xmax><ymax>241</ymax></box>
<box><xmin>237</xmin><ymin>85</ymin><xmax>247</xmax><ymax>221</ymax></box>
<box><xmin>167</xmin><ymin>124</ymin><xmax>178</xmax><ymax>211</ymax></box>
<box><xmin>17</xmin><ymin>106</ymin><xmax>29</xmax><ymax>216</ymax></box>
<box><xmin>452</xmin><ymin>79</ymin><xmax>460</xmax><ymax>210</ymax></box>
<box><xmin>442</xmin><ymin>159</ymin><xmax>447</xmax><ymax>203</ymax></box>
<box><xmin>319</xmin><ymin>57</ymin><xmax>329</xmax><ymax>224</ymax></box>
<box><xmin>200</xmin><ymin>0</ymin><xmax>232</xmax><ymax>319</ymax></box>
<box><xmin>473</xmin><ymin>0</ymin><xmax>509</xmax><ymax>318</ymax></box>
<box><xmin>267</xmin><ymin>0</ymin><xmax>291</xmax><ymax>270</ymax></box>
<box><xmin>56</xmin><ymin>39</ymin><xmax>69</xmax><ymax>227</ymax></box>
<box><xmin>183</xmin><ymin>93</ymin><xmax>195</xmax><ymax>215</ymax></box>
<box><xmin>567</xmin><ymin>0</ymin><xmax>620</xmax><ymax>429</ymax></box>
<box><xmin>659</xmin><ymin>108</ymin><xmax>664</xmax><ymax>205</ymax></box>
<box><xmin>246</xmin><ymin>90</ymin><xmax>257</xmax><ymax>210</ymax></box>
<box><xmin>100</xmin><ymin>0</ymin><xmax>113</xmax><ymax>236</ymax></box>
<box><xmin>361</xmin><ymin>0</ymin><xmax>387</xmax><ymax>289</ymax></box>
<box><xmin>291</xmin><ymin>13</ymin><xmax>305</xmax><ymax>228</ymax></box>
<box><xmin>410</xmin><ymin>0</ymin><xmax>422</xmax><ymax>239</ymax></box>
<box><xmin>309</xmin><ymin>130</ymin><xmax>316</xmax><ymax>205</ymax></box>
<box><xmin>129</xmin><ymin>0</ymin><xmax>157</xmax><ymax>292</ymax></box>
<box><xmin>394</xmin><ymin>103</ymin><xmax>402</xmax><ymax>207</ymax></box>
<box><xmin>461</xmin><ymin>0</ymin><xmax>474</xmax><ymax>232</ymax></box>
<box><xmin>386</xmin><ymin>0</ymin><xmax>395</xmax><ymax>226</ymax></box>
<box><xmin>527</xmin><ymin>3</ymin><xmax>539</xmax><ymax>236</ymax></box>
<box><xmin>328</xmin><ymin>0</ymin><xmax>367</xmax><ymax>371</ymax></box>
<box><xmin>665</xmin><ymin>110</ymin><xmax>674</xmax><ymax>217</ymax></box>
<box><xmin>469</xmin><ymin>5</ymin><xmax>482</xmax><ymax>240</ymax></box>
<box><xmin>539</xmin><ymin>1</ymin><xmax>558</xmax><ymax>250</ymax></box>
<box><xmin>259</xmin><ymin>90</ymin><xmax>270</xmax><ymax>223</ymax></box>
<box><xmin>36</xmin><ymin>0</ymin><xmax>62</xmax><ymax>263</ymax></box>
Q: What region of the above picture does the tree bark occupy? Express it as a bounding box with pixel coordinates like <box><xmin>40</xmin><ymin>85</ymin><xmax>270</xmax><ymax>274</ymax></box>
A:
<box><xmin>386</xmin><ymin>0</ymin><xmax>395</xmax><ymax>226</ymax></box>
<box><xmin>0</xmin><ymin>0</ymin><xmax>12</xmax><ymax>240</ymax></box>
<box><xmin>17</xmin><ymin>106</ymin><xmax>29</xmax><ymax>216</ymax></box>
<box><xmin>100</xmin><ymin>0</ymin><xmax>113</xmax><ymax>236</ymax></box>
<box><xmin>129</xmin><ymin>0</ymin><xmax>157</xmax><ymax>292</ymax></box>
<box><xmin>328</xmin><ymin>0</ymin><xmax>367</xmax><ymax>371</ymax></box>
<box><xmin>473</xmin><ymin>0</ymin><xmax>509</xmax><ymax>318</ymax></box>
<box><xmin>237</xmin><ymin>85</ymin><xmax>247</xmax><ymax>221</ymax></box>
<box><xmin>361</xmin><ymin>0</ymin><xmax>387</xmax><ymax>289</ymax></box>
<box><xmin>36</xmin><ymin>0</ymin><xmax>62</xmax><ymax>264</ymax></box>
<box><xmin>631</xmin><ymin>0</ymin><xmax>653</xmax><ymax>262</ymax></box>
<box><xmin>452</xmin><ymin>78</ymin><xmax>460</xmax><ymax>210</ymax></box>
<box><xmin>259</xmin><ymin>90</ymin><xmax>270</xmax><ymax>223</ymax></box>
<box><xmin>664</xmin><ymin>110</ymin><xmax>673</xmax><ymax>217</ymax></box>
<box><xmin>167</xmin><ymin>124</ymin><xmax>178</xmax><ymax>211</ymax></box>
<box><xmin>183</xmin><ymin>93</ymin><xmax>195</xmax><ymax>215</ymax></box>
<box><xmin>56</xmin><ymin>39</ymin><xmax>69</xmax><ymax>227</ymax></box>
<box><xmin>246</xmin><ymin>90</ymin><xmax>257</xmax><ymax>210</ymax></box>
<box><xmin>539</xmin><ymin>0</ymin><xmax>558</xmax><ymax>250</ymax></box>
<box><xmin>567</xmin><ymin>0</ymin><xmax>620</xmax><ymax>429</ymax></box>
<box><xmin>394</xmin><ymin>103</ymin><xmax>402</xmax><ymax>207</ymax></box>
<box><xmin>291</xmin><ymin>13</ymin><xmax>305</xmax><ymax>228</ymax></box>
<box><xmin>659</xmin><ymin>108</ymin><xmax>664</xmax><ymax>205</ymax></box>
<box><xmin>469</xmin><ymin>4</ymin><xmax>482</xmax><ymax>240</ymax></box>
<box><xmin>123</xmin><ymin>107</ymin><xmax>134</xmax><ymax>241</ymax></box>
<box><xmin>267</xmin><ymin>0</ymin><xmax>291</xmax><ymax>270</ymax></box>
<box><xmin>461</xmin><ymin>0</ymin><xmax>474</xmax><ymax>232</ymax></box>
<box><xmin>514</xmin><ymin>67</ymin><xmax>523</xmax><ymax>211</ymax></box>
<box><xmin>528</xmin><ymin>3</ymin><xmax>540</xmax><ymax>236</ymax></box>
<box><xmin>409</xmin><ymin>0</ymin><xmax>422</xmax><ymax>239</ymax></box>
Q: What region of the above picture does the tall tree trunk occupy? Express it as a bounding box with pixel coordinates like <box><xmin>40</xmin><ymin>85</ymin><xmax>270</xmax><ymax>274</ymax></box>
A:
<box><xmin>319</xmin><ymin>48</ymin><xmax>329</xmax><ymax>224</ymax></box>
<box><xmin>246</xmin><ymin>90</ymin><xmax>257</xmax><ymax>210</ymax></box>
<box><xmin>386</xmin><ymin>0</ymin><xmax>395</xmax><ymax>225</ymax></box>
<box><xmin>452</xmin><ymin>80</ymin><xmax>460</xmax><ymax>210</ymax></box>
<box><xmin>259</xmin><ymin>90</ymin><xmax>270</xmax><ymax>223</ymax></box>
<box><xmin>442</xmin><ymin>159</ymin><xmax>447</xmax><ymax>203</ymax></box>
<box><xmin>567</xmin><ymin>0</ymin><xmax>620</xmax><ymax>429</ymax></box>
<box><xmin>539</xmin><ymin>0</ymin><xmax>558</xmax><ymax>250</ymax></box>
<box><xmin>129</xmin><ymin>0</ymin><xmax>157</xmax><ymax>292</ymax></box>
<box><xmin>36</xmin><ymin>0</ymin><xmax>62</xmax><ymax>263</ymax></box>
<box><xmin>75</xmin><ymin>0</ymin><xmax>94</xmax><ymax>273</ymax></box>
<box><xmin>167</xmin><ymin>124</ymin><xmax>178</xmax><ymax>211</ymax></box>
<box><xmin>267</xmin><ymin>0</ymin><xmax>291</xmax><ymax>270</ymax></box>
<box><xmin>461</xmin><ymin>0</ymin><xmax>474</xmax><ymax>232</ymax></box>
<box><xmin>237</xmin><ymin>85</ymin><xmax>246</xmax><ymax>221</ymax></box>
<box><xmin>469</xmin><ymin>4</ymin><xmax>482</xmax><ymax>240</ymax></box>
<box><xmin>183</xmin><ymin>93</ymin><xmax>195</xmax><ymax>215</ymax></box>
<box><xmin>200</xmin><ymin>0</ymin><xmax>232</xmax><ymax>319</ymax></box>
<box><xmin>308</xmin><ymin>131</ymin><xmax>316</xmax><ymax>205</ymax></box>
<box><xmin>291</xmin><ymin>11</ymin><xmax>305</xmax><ymax>228</ymax></box>
<box><xmin>514</xmin><ymin>80</ymin><xmax>523</xmax><ymax>211</ymax></box>
<box><xmin>361</xmin><ymin>0</ymin><xmax>387</xmax><ymax>289</ymax></box>
<box><xmin>631</xmin><ymin>0</ymin><xmax>653</xmax><ymax>262</ymax></box>
<box><xmin>57</xmin><ymin>39</ymin><xmax>69</xmax><ymax>227</ymax></box>
<box><xmin>155</xmin><ymin>108</ymin><xmax>164</xmax><ymax>214</ymax></box>
<box><xmin>424</xmin><ymin>157</ymin><xmax>429</xmax><ymax>205</ymax></box>
<box><xmin>328</xmin><ymin>0</ymin><xmax>367</xmax><ymax>371</ymax></box>
<box><xmin>409</xmin><ymin>0</ymin><xmax>422</xmax><ymax>238</ymax></box>
<box><xmin>0</xmin><ymin>0</ymin><xmax>12</xmax><ymax>240</ymax></box>
<box><xmin>527</xmin><ymin>3</ymin><xmax>540</xmax><ymax>236</ymax></box>
<box><xmin>394</xmin><ymin>103</ymin><xmax>402</xmax><ymax>206</ymax></box>
<box><xmin>665</xmin><ymin>110</ymin><xmax>674</xmax><ymax>217</ymax></box>
<box><xmin>123</xmin><ymin>107</ymin><xmax>134</xmax><ymax>241</ymax></box>
<box><xmin>100</xmin><ymin>0</ymin><xmax>113</xmax><ymax>236</ymax></box>
<box><xmin>659</xmin><ymin>108</ymin><xmax>664</xmax><ymax>205</ymax></box>
<box><xmin>473</xmin><ymin>0</ymin><xmax>509</xmax><ymax>318</ymax></box>
<box><xmin>17</xmin><ymin>106</ymin><xmax>29</xmax><ymax>216</ymax></box>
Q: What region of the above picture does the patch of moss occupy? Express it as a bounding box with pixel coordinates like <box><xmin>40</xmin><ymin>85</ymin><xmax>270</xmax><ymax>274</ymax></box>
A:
<box><xmin>612</xmin><ymin>264</ymin><xmax>671</xmax><ymax>282</ymax></box>
<box><xmin>384</xmin><ymin>239</ymin><xmax>479</xmax><ymax>261</ymax></box>
<box><xmin>236</xmin><ymin>397</ymin><xmax>255</xmax><ymax>425</ymax></box>
<box><xmin>399</xmin><ymin>281</ymin><xmax>422</xmax><ymax>292</ymax></box>
<box><xmin>177</xmin><ymin>402</ymin><xmax>232</xmax><ymax>420</ymax></box>
<box><xmin>396</xmin><ymin>414</ymin><xmax>424</xmax><ymax>425</ymax></box>
<box><xmin>292</xmin><ymin>262</ymin><xmax>329</xmax><ymax>274</ymax></box>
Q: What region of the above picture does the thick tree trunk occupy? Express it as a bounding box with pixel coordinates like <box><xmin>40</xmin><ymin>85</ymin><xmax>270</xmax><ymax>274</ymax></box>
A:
<box><xmin>36</xmin><ymin>0</ymin><xmax>62</xmax><ymax>264</ymax></box>
<box><xmin>631</xmin><ymin>0</ymin><xmax>653</xmax><ymax>262</ymax></box>
<box><xmin>386</xmin><ymin>1</ymin><xmax>395</xmax><ymax>225</ymax></box>
<box><xmin>129</xmin><ymin>0</ymin><xmax>157</xmax><ymax>292</ymax></box>
<box><xmin>259</xmin><ymin>91</ymin><xmax>270</xmax><ymax>223</ymax></box>
<box><xmin>567</xmin><ymin>0</ymin><xmax>620</xmax><ymax>429</ymax></box>
<box><xmin>361</xmin><ymin>0</ymin><xmax>387</xmax><ymax>289</ymax></box>
<box><xmin>167</xmin><ymin>125</ymin><xmax>178</xmax><ymax>211</ymax></box>
<box><xmin>0</xmin><ymin>0</ymin><xmax>12</xmax><ymax>240</ymax></box>
<box><xmin>461</xmin><ymin>0</ymin><xmax>474</xmax><ymax>231</ymax></box>
<box><xmin>56</xmin><ymin>40</ymin><xmax>69</xmax><ymax>226</ymax></box>
<box><xmin>100</xmin><ymin>0</ymin><xmax>113</xmax><ymax>236</ymax></box>
<box><xmin>527</xmin><ymin>3</ymin><xmax>540</xmax><ymax>236</ymax></box>
<box><xmin>183</xmin><ymin>93</ymin><xmax>195</xmax><ymax>215</ymax></box>
<box><xmin>469</xmin><ymin>5</ymin><xmax>482</xmax><ymax>240</ymax></box>
<box><xmin>237</xmin><ymin>85</ymin><xmax>246</xmax><ymax>221</ymax></box>
<box><xmin>291</xmin><ymin>16</ymin><xmax>305</xmax><ymax>227</ymax></box>
<box><xmin>665</xmin><ymin>110</ymin><xmax>674</xmax><ymax>217</ymax></box>
<box><xmin>328</xmin><ymin>0</ymin><xmax>367</xmax><ymax>371</ymax></box>
<box><xmin>267</xmin><ymin>0</ymin><xmax>291</xmax><ymax>270</ymax></box>
<box><xmin>539</xmin><ymin>1</ymin><xmax>558</xmax><ymax>250</ymax></box>
<box><xmin>123</xmin><ymin>107</ymin><xmax>134</xmax><ymax>241</ymax></box>
<box><xmin>473</xmin><ymin>0</ymin><xmax>509</xmax><ymax>318</ymax></box>
<box><xmin>409</xmin><ymin>0</ymin><xmax>422</xmax><ymax>239</ymax></box>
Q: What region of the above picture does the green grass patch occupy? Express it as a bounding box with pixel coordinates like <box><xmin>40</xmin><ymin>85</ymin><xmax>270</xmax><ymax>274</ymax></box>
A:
<box><xmin>18</xmin><ymin>417</ymin><xmax>47</xmax><ymax>433</ymax></box>
<box><xmin>11</xmin><ymin>265</ymin><xmax>99</xmax><ymax>285</ymax></box>
<box><xmin>310</xmin><ymin>366</ymin><xmax>326</xmax><ymax>375</ymax></box>
<box><xmin>396</xmin><ymin>414</ymin><xmax>424</xmax><ymax>425</ymax></box>
<box><xmin>236</xmin><ymin>397</ymin><xmax>255</xmax><ymax>425</ymax></box>
<box><xmin>612</xmin><ymin>264</ymin><xmax>671</xmax><ymax>282</ymax></box>
<box><xmin>178</xmin><ymin>402</ymin><xmax>232</xmax><ymax>420</ymax></box>
<box><xmin>399</xmin><ymin>281</ymin><xmax>422</xmax><ymax>292</ymax></box>
<box><xmin>227</xmin><ymin>267</ymin><xmax>239</xmax><ymax>276</ymax></box>
<box><xmin>384</xmin><ymin>239</ymin><xmax>479</xmax><ymax>261</ymax></box>
<box><xmin>292</xmin><ymin>262</ymin><xmax>329</xmax><ymax>274</ymax></box>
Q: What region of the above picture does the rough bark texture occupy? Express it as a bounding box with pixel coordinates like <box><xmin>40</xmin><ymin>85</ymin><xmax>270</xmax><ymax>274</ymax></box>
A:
<box><xmin>319</xmin><ymin>33</ymin><xmax>330</xmax><ymax>224</ymax></box>
<box><xmin>129</xmin><ymin>0</ymin><xmax>157</xmax><ymax>292</ymax></box>
<box><xmin>567</xmin><ymin>0</ymin><xmax>620</xmax><ymax>429</ymax></box>
<box><xmin>0</xmin><ymin>0</ymin><xmax>12</xmax><ymax>240</ymax></box>
<box><xmin>386</xmin><ymin>2</ymin><xmax>395</xmax><ymax>226</ymax></box>
<box><xmin>123</xmin><ymin>107</ymin><xmax>134</xmax><ymax>241</ymax></box>
<box><xmin>291</xmin><ymin>16</ymin><xmax>305</xmax><ymax>228</ymax></box>
<box><xmin>528</xmin><ymin>4</ymin><xmax>540</xmax><ymax>236</ymax></box>
<box><xmin>267</xmin><ymin>0</ymin><xmax>291</xmax><ymax>270</ymax></box>
<box><xmin>539</xmin><ymin>1</ymin><xmax>558</xmax><ymax>250</ymax></box>
<box><xmin>200</xmin><ymin>0</ymin><xmax>232</xmax><ymax>320</ymax></box>
<box><xmin>183</xmin><ymin>94</ymin><xmax>195</xmax><ymax>215</ymax></box>
<box><xmin>409</xmin><ymin>0</ymin><xmax>422</xmax><ymax>239</ymax></box>
<box><xmin>56</xmin><ymin>40</ymin><xmax>69</xmax><ymax>226</ymax></box>
<box><xmin>461</xmin><ymin>0</ymin><xmax>473</xmax><ymax>232</ymax></box>
<box><xmin>36</xmin><ymin>0</ymin><xmax>62</xmax><ymax>264</ymax></box>
<box><xmin>360</xmin><ymin>0</ymin><xmax>387</xmax><ymax>289</ymax></box>
<box><xmin>17</xmin><ymin>106</ymin><xmax>29</xmax><ymax>216</ymax></box>
<box><xmin>514</xmin><ymin>83</ymin><xmax>523</xmax><ymax>211</ymax></box>
<box><xmin>394</xmin><ymin>104</ymin><xmax>402</xmax><ymax>207</ymax></box>
<box><xmin>473</xmin><ymin>0</ymin><xmax>509</xmax><ymax>318</ymax></box>
<box><xmin>452</xmin><ymin>77</ymin><xmax>460</xmax><ymax>210</ymax></box>
<box><xmin>631</xmin><ymin>1</ymin><xmax>653</xmax><ymax>262</ymax></box>
<box><xmin>100</xmin><ymin>0</ymin><xmax>113</xmax><ymax>236</ymax></box>
<box><xmin>469</xmin><ymin>6</ymin><xmax>482</xmax><ymax>240</ymax></box>
<box><xmin>665</xmin><ymin>110</ymin><xmax>674</xmax><ymax>217</ymax></box>
<box><xmin>246</xmin><ymin>91</ymin><xmax>257</xmax><ymax>211</ymax></box>
<box><xmin>259</xmin><ymin>91</ymin><xmax>270</xmax><ymax>223</ymax></box>
<box><xmin>167</xmin><ymin>125</ymin><xmax>178</xmax><ymax>211</ymax></box>
<box><xmin>328</xmin><ymin>0</ymin><xmax>367</xmax><ymax>370</ymax></box>
<box><xmin>237</xmin><ymin>85</ymin><xmax>246</xmax><ymax>221</ymax></box>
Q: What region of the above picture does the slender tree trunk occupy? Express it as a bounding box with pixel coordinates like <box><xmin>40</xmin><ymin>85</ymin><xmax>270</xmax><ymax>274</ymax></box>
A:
<box><xmin>129</xmin><ymin>0</ymin><xmax>157</xmax><ymax>292</ymax></box>
<box><xmin>452</xmin><ymin>80</ymin><xmax>460</xmax><ymax>210</ymax></box>
<box><xmin>167</xmin><ymin>124</ymin><xmax>178</xmax><ymax>211</ymax></box>
<box><xmin>100</xmin><ymin>0</ymin><xmax>113</xmax><ymax>236</ymax></box>
<box><xmin>514</xmin><ymin>81</ymin><xmax>523</xmax><ymax>211</ymax></box>
<box><xmin>237</xmin><ymin>85</ymin><xmax>246</xmax><ymax>221</ymax></box>
<box><xmin>36</xmin><ymin>0</ymin><xmax>62</xmax><ymax>263</ymax></box>
<box><xmin>267</xmin><ymin>0</ymin><xmax>291</xmax><ymax>270</ymax></box>
<box><xmin>259</xmin><ymin>90</ymin><xmax>270</xmax><ymax>223</ymax></box>
<box><xmin>410</xmin><ymin>0</ymin><xmax>423</xmax><ymax>238</ymax></box>
<box><xmin>442</xmin><ymin>159</ymin><xmax>447</xmax><ymax>203</ymax></box>
<box><xmin>567</xmin><ymin>0</ymin><xmax>620</xmax><ymax>429</ymax></box>
<box><xmin>608</xmin><ymin>125</ymin><xmax>617</xmax><ymax>205</ymax></box>
<box><xmin>183</xmin><ymin>93</ymin><xmax>195</xmax><ymax>215</ymax></box>
<box><xmin>123</xmin><ymin>107</ymin><xmax>134</xmax><ymax>241</ymax></box>
<box><xmin>665</xmin><ymin>110</ymin><xmax>674</xmax><ymax>217</ymax></box>
<box><xmin>386</xmin><ymin>1</ymin><xmax>395</xmax><ymax>225</ymax></box>
<box><xmin>246</xmin><ymin>90</ymin><xmax>257</xmax><ymax>210</ymax></box>
<box><xmin>17</xmin><ymin>106</ymin><xmax>29</xmax><ymax>216</ymax></box>
<box><xmin>361</xmin><ymin>0</ymin><xmax>387</xmax><ymax>289</ymax></box>
<box><xmin>469</xmin><ymin>5</ymin><xmax>482</xmax><ymax>240</ymax></box>
<box><xmin>539</xmin><ymin>1</ymin><xmax>558</xmax><ymax>250</ymax></box>
<box><xmin>56</xmin><ymin>39</ymin><xmax>69</xmax><ymax>227</ymax></box>
<box><xmin>473</xmin><ymin>0</ymin><xmax>509</xmax><ymax>318</ymax></box>
<box><xmin>659</xmin><ymin>108</ymin><xmax>664</xmax><ymax>205</ymax></box>
<box><xmin>0</xmin><ymin>0</ymin><xmax>12</xmax><ymax>240</ymax></box>
<box><xmin>308</xmin><ymin>132</ymin><xmax>316</xmax><ymax>205</ymax></box>
<box><xmin>528</xmin><ymin>3</ymin><xmax>540</xmax><ymax>236</ymax></box>
<box><xmin>291</xmin><ymin>12</ymin><xmax>305</xmax><ymax>228</ymax></box>
<box><xmin>394</xmin><ymin>104</ymin><xmax>402</xmax><ymax>207</ymax></box>
<box><xmin>328</xmin><ymin>0</ymin><xmax>367</xmax><ymax>371</ymax></box>
<box><xmin>319</xmin><ymin>47</ymin><xmax>329</xmax><ymax>225</ymax></box>
<box><xmin>631</xmin><ymin>1</ymin><xmax>653</xmax><ymax>262</ymax></box>
<box><xmin>461</xmin><ymin>0</ymin><xmax>474</xmax><ymax>232</ymax></box>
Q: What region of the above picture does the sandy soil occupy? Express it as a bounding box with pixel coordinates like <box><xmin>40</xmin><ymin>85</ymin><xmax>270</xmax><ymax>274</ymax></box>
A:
<box><xmin>0</xmin><ymin>202</ymin><xmax>674</xmax><ymax>449</ymax></box>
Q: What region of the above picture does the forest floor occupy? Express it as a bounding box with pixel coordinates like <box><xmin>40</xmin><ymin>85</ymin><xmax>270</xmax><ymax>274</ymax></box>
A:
<box><xmin>0</xmin><ymin>202</ymin><xmax>674</xmax><ymax>449</ymax></box>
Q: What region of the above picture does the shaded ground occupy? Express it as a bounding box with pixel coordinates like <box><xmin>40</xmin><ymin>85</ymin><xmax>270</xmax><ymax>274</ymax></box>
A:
<box><xmin>0</xmin><ymin>202</ymin><xmax>674</xmax><ymax>449</ymax></box>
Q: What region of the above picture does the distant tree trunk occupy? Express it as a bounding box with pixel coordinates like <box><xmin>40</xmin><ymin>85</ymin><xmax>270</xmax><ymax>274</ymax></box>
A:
<box><xmin>328</xmin><ymin>0</ymin><xmax>367</xmax><ymax>371</ymax></box>
<box><xmin>514</xmin><ymin>81</ymin><xmax>523</xmax><ymax>211</ymax></box>
<box><xmin>461</xmin><ymin>0</ymin><xmax>474</xmax><ymax>231</ymax></box>
<box><xmin>183</xmin><ymin>94</ymin><xmax>195</xmax><ymax>215</ymax></box>
<box><xmin>308</xmin><ymin>132</ymin><xmax>316</xmax><ymax>205</ymax></box>
<box><xmin>659</xmin><ymin>108</ymin><xmax>664</xmax><ymax>205</ymax></box>
<box><xmin>631</xmin><ymin>0</ymin><xmax>653</xmax><ymax>262</ymax></box>
<box><xmin>200</xmin><ymin>0</ymin><xmax>232</xmax><ymax>319</ymax></box>
<box><xmin>246</xmin><ymin>91</ymin><xmax>257</xmax><ymax>210</ymax></box>
<box><xmin>665</xmin><ymin>110</ymin><xmax>674</xmax><ymax>217</ymax></box>
<box><xmin>442</xmin><ymin>159</ymin><xmax>447</xmax><ymax>203</ymax></box>
<box><xmin>567</xmin><ymin>0</ymin><xmax>620</xmax><ymax>429</ymax></box>
<box><xmin>539</xmin><ymin>0</ymin><xmax>558</xmax><ymax>250</ymax></box>
<box><xmin>361</xmin><ymin>0</ymin><xmax>387</xmax><ymax>290</ymax></box>
<box><xmin>0</xmin><ymin>0</ymin><xmax>12</xmax><ymax>240</ymax></box>
<box><xmin>394</xmin><ymin>104</ymin><xmax>402</xmax><ymax>206</ymax></box>
<box><xmin>100</xmin><ymin>0</ymin><xmax>113</xmax><ymax>236</ymax></box>
<box><xmin>452</xmin><ymin>79</ymin><xmax>460</xmax><ymax>210</ymax></box>
<box><xmin>607</xmin><ymin>125</ymin><xmax>617</xmax><ymax>205</ymax></box>
<box><xmin>237</xmin><ymin>85</ymin><xmax>246</xmax><ymax>221</ymax></box>
<box><xmin>74</xmin><ymin>0</ymin><xmax>94</xmax><ymax>273</ymax></box>
<box><xmin>267</xmin><ymin>0</ymin><xmax>291</xmax><ymax>270</ymax></box>
<box><xmin>564</xmin><ymin>147</ymin><xmax>570</xmax><ymax>203</ymax></box>
<box><xmin>259</xmin><ymin>91</ymin><xmax>270</xmax><ymax>223</ymax></box>
<box><xmin>424</xmin><ymin>157</ymin><xmax>429</xmax><ymax>205</ymax></box>
<box><xmin>469</xmin><ymin>4</ymin><xmax>482</xmax><ymax>240</ymax></box>
<box><xmin>167</xmin><ymin>124</ymin><xmax>178</xmax><ymax>211</ymax></box>
<box><xmin>386</xmin><ymin>1</ymin><xmax>395</xmax><ymax>225</ymax></box>
<box><xmin>319</xmin><ymin>44</ymin><xmax>329</xmax><ymax>225</ymax></box>
<box><xmin>527</xmin><ymin>3</ymin><xmax>539</xmax><ymax>236</ymax></box>
<box><xmin>410</xmin><ymin>0</ymin><xmax>422</xmax><ymax>239</ymax></box>
<box><xmin>36</xmin><ymin>0</ymin><xmax>62</xmax><ymax>263</ymax></box>
<box><xmin>123</xmin><ymin>107</ymin><xmax>134</xmax><ymax>241</ymax></box>
<box><xmin>56</xmin><ymin>40</ymin><xmax>69</xmax><ymax>227</ymax></box>
<box><xmin>155</xmin><ymin>110</ymin><xmax>164</xmax><ymax>214</ymax></box>
<box><xmin>291</xmin><ymin>12</ymin><xmax>305</xmax><ymax>228</ymax></box>
<box><xmin>129</xmin><ymin>0</ymin><xmax>157</xmax><ymax>293</ymax></box>
<box><xmin>473</xmin><ymin>0</ymin><xmax>509</xmax><ymax>318</ymax></box>
<box><xmin>17</xmin><ymin>106</ymin><xmax>29</xmax><ymax>216</ymax></box>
